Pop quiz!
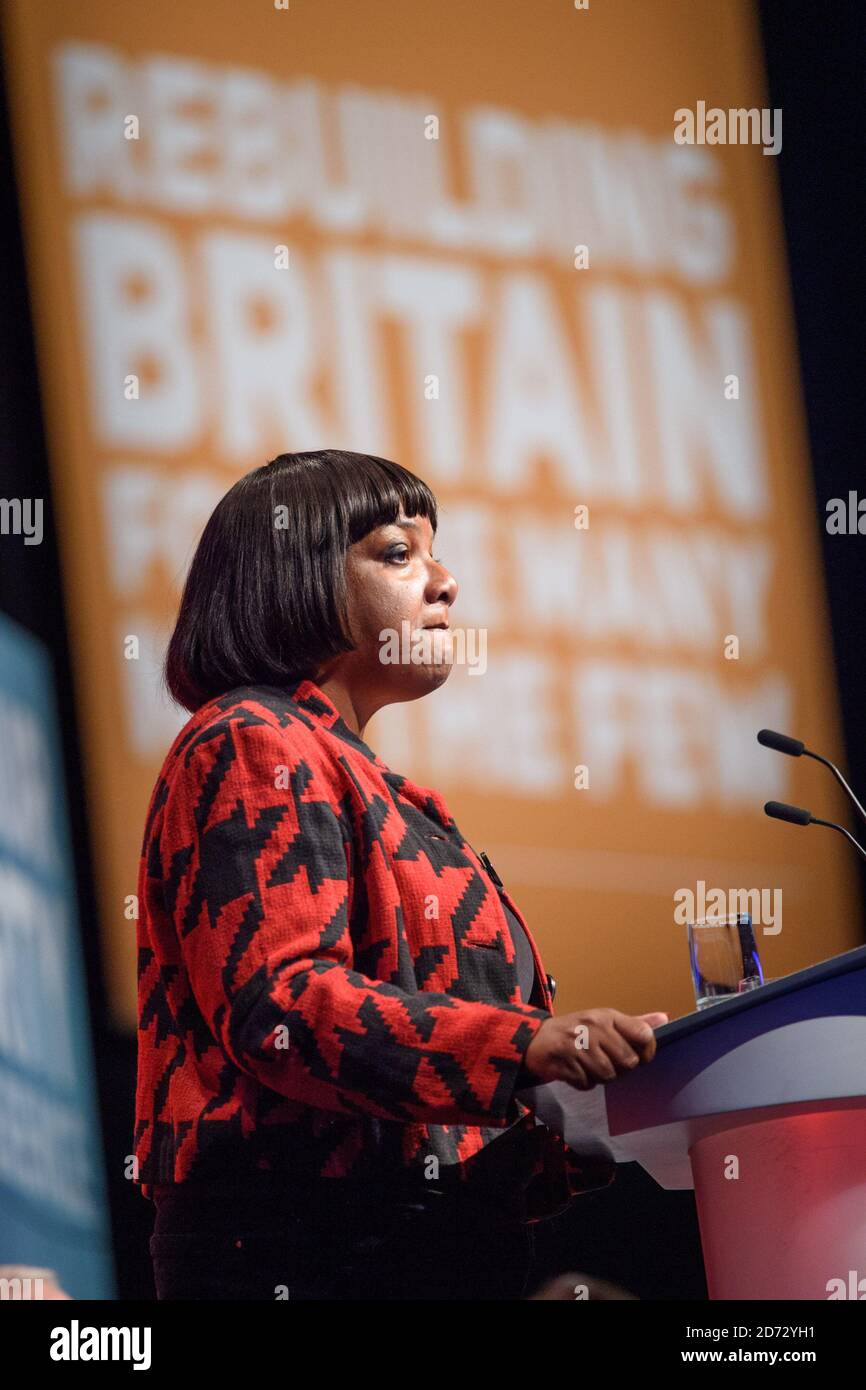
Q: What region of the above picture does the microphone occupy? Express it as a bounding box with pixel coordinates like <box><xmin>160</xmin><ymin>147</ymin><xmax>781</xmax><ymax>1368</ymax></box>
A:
<box><xmin>757</xmin><ymin>728</ymin><xmax>866</xmax><ymax>825</ymax></box>
<box><xmin>764</xmin><ymin>799</ymin><xmax>866</xmax><ymax>862</ymax></box>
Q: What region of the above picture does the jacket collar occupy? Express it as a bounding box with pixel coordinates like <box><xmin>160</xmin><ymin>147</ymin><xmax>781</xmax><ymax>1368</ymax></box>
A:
<box><xmin>289</xmin><ymin>677</ymin><xmax>350</xmax><ymax>733</ymax></box>
<box><xmin>289</xmin><ymin>677</ymin><xmax>393</xmax><ymax>774</ymax></box>
<box><xmin>290</xmin><ymin>677</ymin><xmax>459</xmax><ymax>831</ymax></box>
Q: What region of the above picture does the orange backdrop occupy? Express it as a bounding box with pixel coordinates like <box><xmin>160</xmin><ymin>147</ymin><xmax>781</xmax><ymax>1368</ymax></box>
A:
<box><xmin>3</xmin><ymin>0</ymin><xmax>859</xmax><ymax>1030</ymax></box>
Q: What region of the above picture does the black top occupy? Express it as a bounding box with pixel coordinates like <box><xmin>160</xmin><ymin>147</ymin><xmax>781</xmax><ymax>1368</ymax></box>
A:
<box><xmin>502</xmin><ymin>899</ymin><xmax>537</xmax><ymax>1004</ymax></box>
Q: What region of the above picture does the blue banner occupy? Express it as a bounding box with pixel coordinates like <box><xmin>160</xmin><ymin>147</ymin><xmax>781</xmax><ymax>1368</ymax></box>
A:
<box><xmin>0</xmin><ymin>614</ymin><xmax>114</xmax><ymax>1299</ymax></box>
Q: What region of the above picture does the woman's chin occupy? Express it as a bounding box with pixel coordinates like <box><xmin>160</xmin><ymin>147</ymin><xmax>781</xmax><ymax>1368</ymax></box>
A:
<box><xmin>425</xmin><ymin>662</ymin><xmax>454</xmax><ymax>689</ymax></box>
<box><xmin>388</xmin><ymin>661</ymin><xmax>455</xmax><ymax>700</ymax></box>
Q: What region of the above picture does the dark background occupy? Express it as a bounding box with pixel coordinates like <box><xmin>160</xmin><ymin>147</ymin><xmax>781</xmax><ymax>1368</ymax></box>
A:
<box><xmin>0</xmin><ymin>0</ymin><xmax>863</xmax><ymax>1299</ymax></box>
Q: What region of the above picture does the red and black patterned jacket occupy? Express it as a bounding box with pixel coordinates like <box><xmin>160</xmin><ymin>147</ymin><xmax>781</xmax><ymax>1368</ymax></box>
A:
<box><xmin>134</xmin><ymin>678</ymin><xmax>615</xmax><ymax>1219</ymax></box>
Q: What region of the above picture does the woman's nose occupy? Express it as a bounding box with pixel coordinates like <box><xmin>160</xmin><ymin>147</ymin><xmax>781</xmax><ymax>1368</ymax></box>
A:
<box><xmin>428</xmin><ymin>563</ymin><xmax>458</xmax><ymax>606</ymax></box>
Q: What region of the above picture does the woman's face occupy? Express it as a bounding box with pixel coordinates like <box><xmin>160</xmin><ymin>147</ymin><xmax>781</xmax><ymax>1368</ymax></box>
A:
<box><xmin>332</xmin><ymin>512</ymin><xmax>458</xmax><ymax>703</ymax></box>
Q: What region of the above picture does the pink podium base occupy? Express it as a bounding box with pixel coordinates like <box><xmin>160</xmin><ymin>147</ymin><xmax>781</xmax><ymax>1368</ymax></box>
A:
<box><xmin>690</xmin><ymin>1104</ymin><xmax>866</xmax><ymax>1300</ymax></box>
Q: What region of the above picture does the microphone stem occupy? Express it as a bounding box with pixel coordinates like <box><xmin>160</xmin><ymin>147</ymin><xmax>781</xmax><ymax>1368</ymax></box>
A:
<box><xmin>805</xmin><ymin>749</ymin><xmax>866</xmax><ymax>825</ymax></box>
<box><xmin>810</xmin><ymin>815</ymin><xmax>866</xmax><ymax>862</ymax></box>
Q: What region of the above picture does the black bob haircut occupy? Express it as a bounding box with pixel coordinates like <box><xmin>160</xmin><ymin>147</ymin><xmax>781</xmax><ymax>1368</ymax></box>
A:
<box><xmin>164</xmin><ymin>449</ymin><xmax>438</xmax><ymax>713</ymax></box>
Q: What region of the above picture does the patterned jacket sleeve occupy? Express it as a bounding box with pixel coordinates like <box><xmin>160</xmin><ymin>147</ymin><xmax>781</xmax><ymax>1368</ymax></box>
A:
<box><xmin>160</xmin><ymin>716</ymin><xmax>551</xmax><ymax>1128</ymax></box>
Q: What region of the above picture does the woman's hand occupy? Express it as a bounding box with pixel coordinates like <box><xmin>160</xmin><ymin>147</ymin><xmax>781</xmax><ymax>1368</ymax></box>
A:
<box><xmin>521</xmin><ymin>1009</ymin><xmax>669</xmax><ymax>1089</ymax></box>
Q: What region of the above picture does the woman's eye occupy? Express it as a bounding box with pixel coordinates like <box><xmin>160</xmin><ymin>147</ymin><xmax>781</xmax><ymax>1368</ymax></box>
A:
<box><xmin>385</xmin><ymin>546</ymin><xmax>410</xmax><ymax>564</ymax></box>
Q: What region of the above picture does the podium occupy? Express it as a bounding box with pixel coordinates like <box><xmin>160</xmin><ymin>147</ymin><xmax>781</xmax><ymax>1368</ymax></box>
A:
<box><xmin>521</xmin><ymin>944</ymin><xmax>866</xmax><ymax>1300</ymax></box>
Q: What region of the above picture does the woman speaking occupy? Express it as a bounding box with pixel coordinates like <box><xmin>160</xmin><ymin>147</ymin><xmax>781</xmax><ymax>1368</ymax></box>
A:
<box><xmin>135</xmin><ymin>449</ymin><xmax>668</xmax><ymax>1300</ymax></box>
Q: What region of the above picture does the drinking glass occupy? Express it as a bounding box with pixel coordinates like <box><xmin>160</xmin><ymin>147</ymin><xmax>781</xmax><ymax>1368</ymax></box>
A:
<box><xmin>687</xmin><ymin>913</ymin><xmax>763</xmax><ymax>1010</ymax></box>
